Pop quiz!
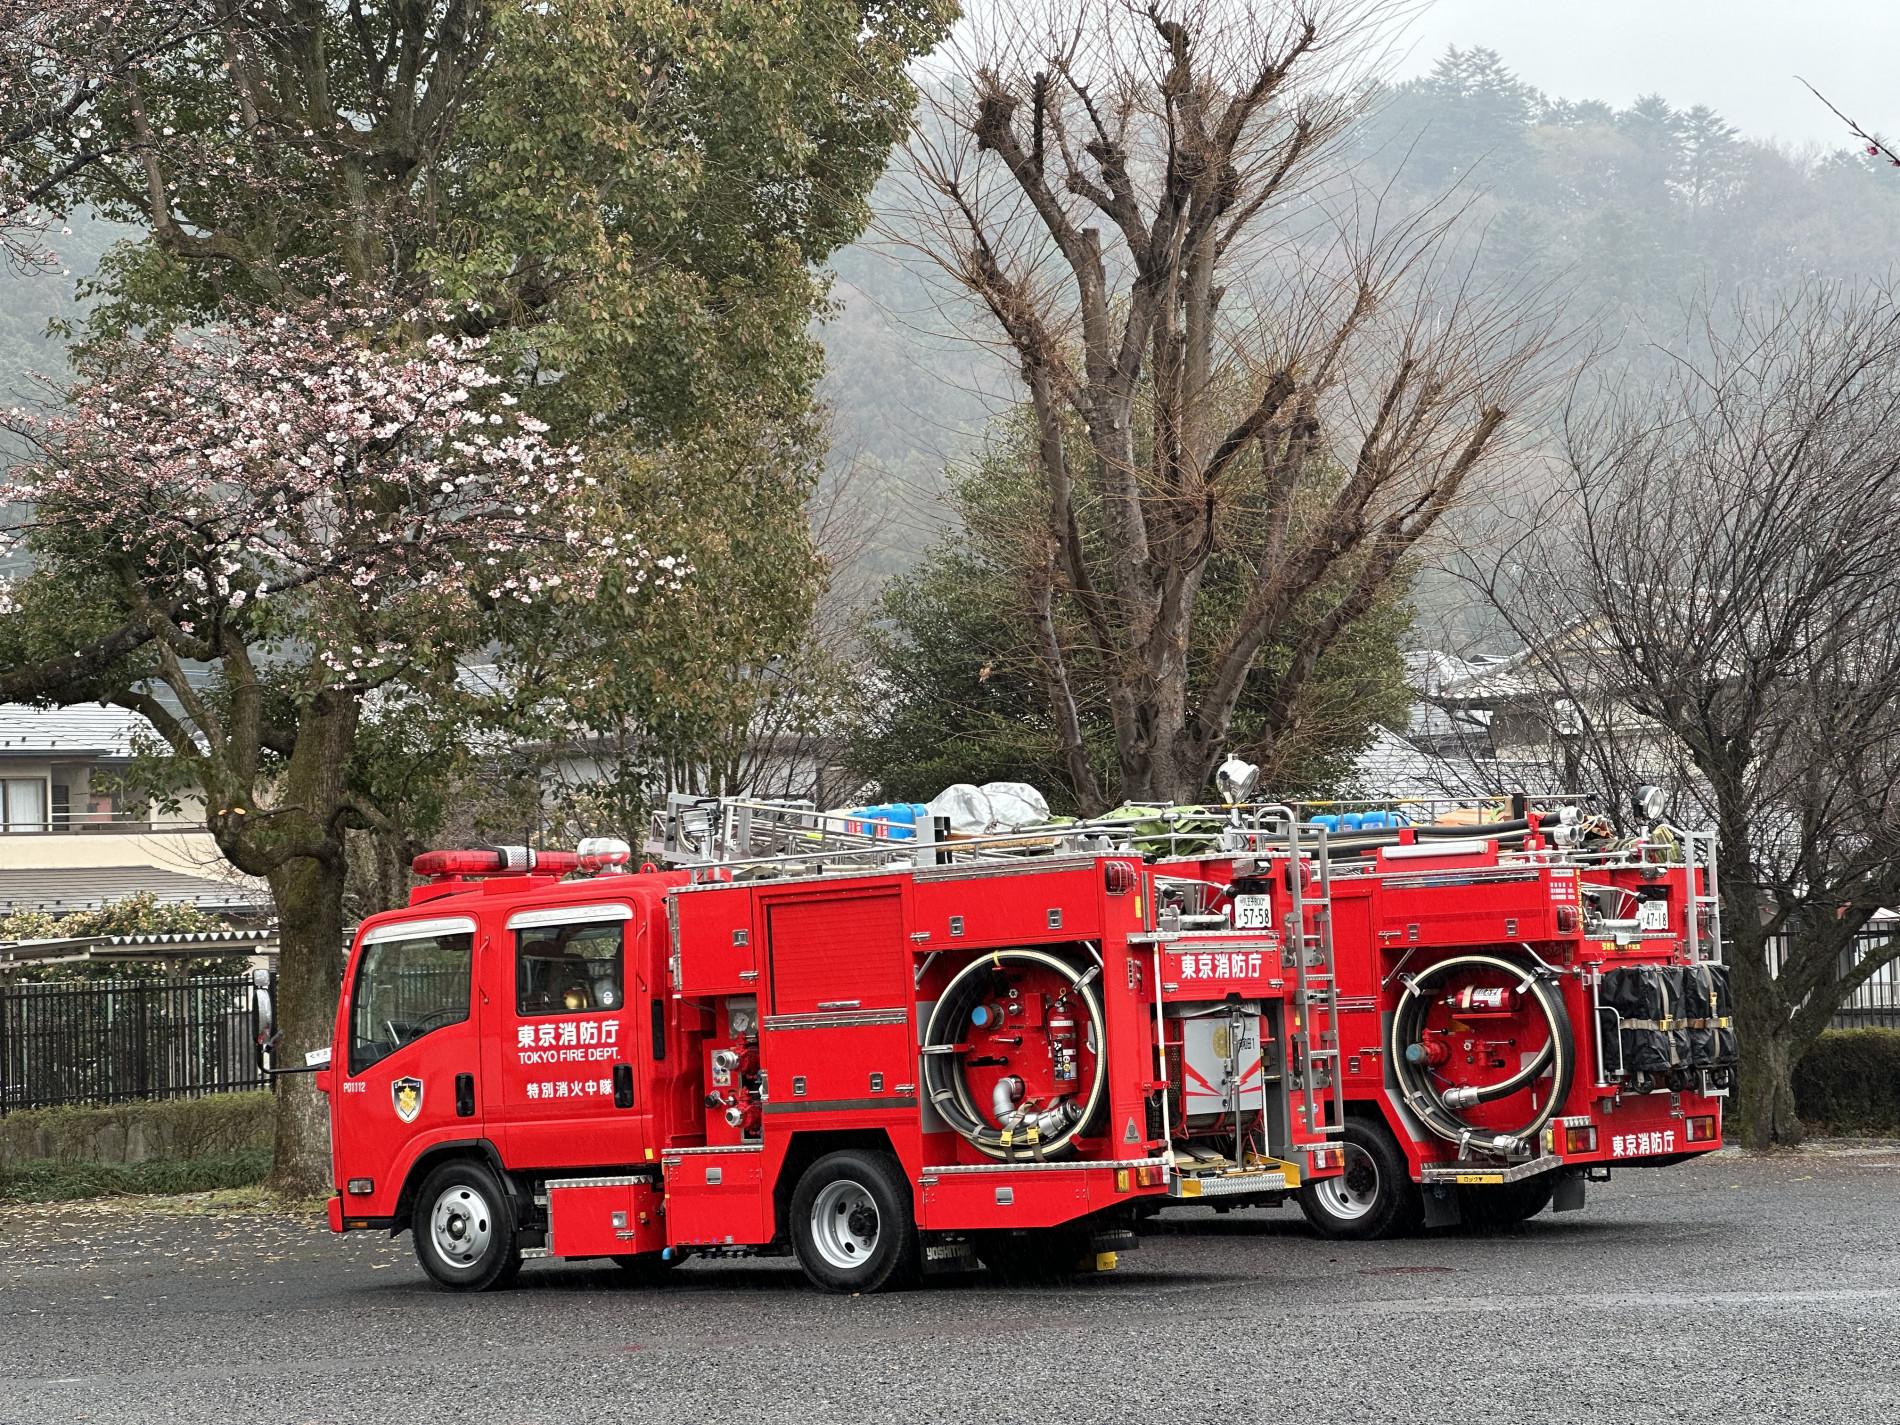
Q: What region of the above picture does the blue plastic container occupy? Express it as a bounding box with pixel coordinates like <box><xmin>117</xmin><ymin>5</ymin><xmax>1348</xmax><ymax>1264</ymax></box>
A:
<box><xmin>840</xmin><ymin>802</ymin><xmax>929</xmax><ymax>841</ymax></box>
<box><xmin>1308</xmin><ymin>810</ymin><xmax>1409</xmax><ymax>833</ymax></box>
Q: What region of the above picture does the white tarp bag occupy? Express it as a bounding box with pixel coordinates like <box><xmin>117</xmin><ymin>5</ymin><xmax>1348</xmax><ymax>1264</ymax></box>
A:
<box><xmin>979</xmin><ymin>782</ymin><xmax>1050</xmax><ymax>829</ymax></box>
<box><xmin>926</xmin><ymin>783</ymin><xmax>993</xmax><ymax>836</ymax></box>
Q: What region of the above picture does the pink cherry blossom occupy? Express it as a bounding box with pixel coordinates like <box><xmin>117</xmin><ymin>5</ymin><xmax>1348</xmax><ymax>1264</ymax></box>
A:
<box><xmin>2</xmin><ymin>287</ymin><xmax>687</xmax><ymax>687</ymax></box>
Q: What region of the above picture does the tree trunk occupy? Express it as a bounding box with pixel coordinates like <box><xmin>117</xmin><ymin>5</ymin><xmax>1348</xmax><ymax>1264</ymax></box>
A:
<box><xmin>267</xmin><ymin>852</ymin><xmax>350</xmax><ymax>1197</ymax></box>
<box><xmin>1734</xmin><ymin>1019</ymin><xmax>1803</xmax><ymax>1151</ymax></box>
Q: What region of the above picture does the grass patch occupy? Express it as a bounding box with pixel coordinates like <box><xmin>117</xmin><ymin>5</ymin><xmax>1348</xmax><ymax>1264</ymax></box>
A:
<box><xmin>0</xmin><ymin>1146</ymin><xmax>272</xmax><ymax>1203</ymax></box>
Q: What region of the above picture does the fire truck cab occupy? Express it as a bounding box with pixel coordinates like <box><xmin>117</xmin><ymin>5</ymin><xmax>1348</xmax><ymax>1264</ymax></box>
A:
<box><xmin>312</xmin><ymin>831</ymin><xmax>1343</xmax><ymax>1293</ymax></box>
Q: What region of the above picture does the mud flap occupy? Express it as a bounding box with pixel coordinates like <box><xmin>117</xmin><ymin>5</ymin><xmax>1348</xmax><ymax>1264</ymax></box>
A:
<box><xmin>1552</xmin><ymin>1171</ymin><xmax>1586</xmax><ymax>1213</ymax></box>
<box><xmin>1421</xmin><ymin>1182</ymin><xmax>1461</xmax><ymax>1228</ymax></box>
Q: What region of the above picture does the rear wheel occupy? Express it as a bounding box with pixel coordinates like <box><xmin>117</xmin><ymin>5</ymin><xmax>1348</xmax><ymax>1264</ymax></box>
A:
<box><xmin>1298</xmin><ymin>1117</ymin><xmax>1422</xmax><ymax>1241</ymax></box>
<box><xmin>1461</xmin><ymin>1174</ymin><xmax>1555</xmax><ymax>1229</ymax></box>
<box><xmin>412</xmin><ymin>1160</ymin><xmax>522</xmax><ymax>1291</ymax></box>
<box><xmin>789</xmin><ymin>1150</ymin><xmax>918</xmax><ymax>1294</ymax></box>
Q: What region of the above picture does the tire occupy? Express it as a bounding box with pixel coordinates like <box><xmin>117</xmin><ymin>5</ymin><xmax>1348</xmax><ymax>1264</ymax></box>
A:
<box><xmin>974</xmin><ymin>1227</ymin><xmax>1091</xmax><ymax>1283</ymax></box>
<box><xmin>789</xmin><ymin>1150</ymin><xmax>919</xmax><ymax>1294</ymax></box>
<box><xmin>412</xmin><ymin>1160</ymin><xmax>522</xmax><ymax>1291</ymax></box>
<box><xmin>612</xmin><ymin>1251</ymin><xmax>677</xmax><ymax>1285</ymax></box>
<box><xmin>1298</xmin><ymin>1117</ymin><xmax>1423</xmax><ymax>1241</ymax></box>
<box><xmin>1460</xmin><ymin>1174</ymin><xmax>1555</xmax><ymax>1229</ymax></box>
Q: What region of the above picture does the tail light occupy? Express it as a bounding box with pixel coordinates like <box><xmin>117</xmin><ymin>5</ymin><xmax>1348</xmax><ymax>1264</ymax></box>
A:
<box><xmin>1564</xmin><ymin>1124</ymin><xmax>1598</xmax><ymax>1154</ymax></box>
<box><xmin>1310</xmin><ymin>1146</ymin><xmax>1343</xmax><ymax>1170</ymax></box>
<box><xmin>1685</xmin><ymin>1115</ymin><xmax>1718</xmax><ymax>1143</ymax></box>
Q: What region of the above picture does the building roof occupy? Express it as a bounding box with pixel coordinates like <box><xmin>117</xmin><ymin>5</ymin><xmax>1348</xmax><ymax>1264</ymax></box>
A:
<box><xmin>0</xmin><ymin>926</ymin><xmax>278</xmax><ymax>966</ymax></box>
<box><xmin>0</xmin><ymin>865</ymin><xmax>271</xmax><ymax>917</ymax></box>
<box><xmin>0</xmin><ymin>703</ymin><xmax>154</xmax><ymax>760</ymax></box>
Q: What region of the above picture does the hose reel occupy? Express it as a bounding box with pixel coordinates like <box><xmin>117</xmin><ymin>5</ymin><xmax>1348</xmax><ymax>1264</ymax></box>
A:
<box><xmin>1389</xmin><ymin>953</ymin><xmax>1575</xmax><ymax>1159</ymax></box>
<box><xmin>921</xmin><ymin>947</ymin><xmax>1109</xmax><ymax>1162</ymax></box>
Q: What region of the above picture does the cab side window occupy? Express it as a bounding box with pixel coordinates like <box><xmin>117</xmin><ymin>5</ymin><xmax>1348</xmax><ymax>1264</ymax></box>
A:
<box><xmin>349</xmin><ymin>932</ymin><xmax>472</xmax><ymax>1076</ymax></box>
<box><xmin>516</xmin><ymin>921</ymin><xmax>623</xmax><ymax>1015</ymax></box>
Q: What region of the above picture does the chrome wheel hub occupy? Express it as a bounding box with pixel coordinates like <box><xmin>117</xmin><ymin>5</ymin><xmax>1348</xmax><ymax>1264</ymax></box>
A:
<box><xmin>810</xmin><ymin>1179</ymin><xmax>881</xmax><ymax>1271</ymax></box>
<box><xmin>429</xmin><ymin>1183</ymin><xmax>493</xmax><ymax>1270</ymax></box>
<box><xmin>1313</xmin><ymin>1143</ymin><xmax>1381</xmax><ymax>1221</ymax></box>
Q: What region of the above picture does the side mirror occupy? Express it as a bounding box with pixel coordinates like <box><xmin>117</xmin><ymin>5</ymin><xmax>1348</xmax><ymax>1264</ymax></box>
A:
<box><xmin>253</xmin><ymin>965</ymin><xmax>277</xmax><ymax>1072</ymax></box>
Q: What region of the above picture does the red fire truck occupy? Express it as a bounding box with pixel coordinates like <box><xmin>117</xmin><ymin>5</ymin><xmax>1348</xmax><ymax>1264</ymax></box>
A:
<box><xmin>302</xmin><ymin>822</ymin><xmax>1347</xmax><ymax>1293</ymax></box>
<box><xmin>1142</xmin><ymin>791</ymin><xmax>1734</xmax><ymax>1240</ymax></box>
<box><xmin>296</xmin><ymin>786</ymin><xmax>1731</xmax><ymax>1292</ymax></box>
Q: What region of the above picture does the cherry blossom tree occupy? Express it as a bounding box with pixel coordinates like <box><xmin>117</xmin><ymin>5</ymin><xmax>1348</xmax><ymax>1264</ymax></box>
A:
<box><xmin>0</xmin><ymin>289</ymin><xmax>679</xmax><ymax>1191</ymax></box>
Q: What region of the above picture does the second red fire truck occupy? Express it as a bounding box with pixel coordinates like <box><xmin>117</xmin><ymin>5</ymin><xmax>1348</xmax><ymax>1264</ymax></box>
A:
<box><xmin>293</xmin><ymin>784</ymin><xmax>1732</xmax><ymax>1291</ymax></box>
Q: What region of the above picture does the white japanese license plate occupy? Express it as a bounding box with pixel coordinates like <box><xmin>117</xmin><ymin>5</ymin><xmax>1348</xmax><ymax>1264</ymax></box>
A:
<box><xmin>1233</xmin><ymin>894</ymin><xmax>1270</xmax><ymax>930</ymax></box>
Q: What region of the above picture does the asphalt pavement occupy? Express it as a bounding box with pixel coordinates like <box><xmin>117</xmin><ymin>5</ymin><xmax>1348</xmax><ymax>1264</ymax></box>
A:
<box><xmin>3</xmin><ymin>1144</ymin><xmax>1896</xmax><ymax>1425</ymax></box>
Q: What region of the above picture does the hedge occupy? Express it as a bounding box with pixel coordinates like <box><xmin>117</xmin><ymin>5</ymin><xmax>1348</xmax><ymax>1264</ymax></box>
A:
<box><xmin>0</xmin><ymin>1147</ymin><xmax>272</xmax><ymax>1203</ymax></box>
<box><xmin>0</xmin><ymin>1090</ymin><xmax>275</xmax><ymax>1169</ymax></box>
<box><xmin>1793</xmin><ymin>1028</ymin><xmax>1900</xmax><ymax>1137</ymax></box>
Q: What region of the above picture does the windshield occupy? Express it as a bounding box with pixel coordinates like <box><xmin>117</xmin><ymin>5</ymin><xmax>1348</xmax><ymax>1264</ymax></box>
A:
<box><xmin>349</xmin><ymin>931</ymin><xmax>473</xmax><ymax>1076</ymax></box>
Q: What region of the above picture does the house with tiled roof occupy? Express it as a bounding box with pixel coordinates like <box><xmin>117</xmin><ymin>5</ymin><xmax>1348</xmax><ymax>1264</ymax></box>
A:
<box><xmin>0</xmin><ymin>704</ymin><xmax>269</xmax><ymax>918</ymax></box>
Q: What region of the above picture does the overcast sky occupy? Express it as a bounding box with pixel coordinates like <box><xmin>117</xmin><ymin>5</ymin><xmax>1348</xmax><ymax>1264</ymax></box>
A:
<box><xmin>1394</xmin><ymin>0</ymin><xmax>1900</xmax><ymax>148</ymax></box>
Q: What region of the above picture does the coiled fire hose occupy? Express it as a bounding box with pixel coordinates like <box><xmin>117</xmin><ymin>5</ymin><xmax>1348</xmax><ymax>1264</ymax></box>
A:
<box><xmin>1389</xmin><ymin>953</ymin><xmax>1574</xmax><ymax>1158</ymax></box>
<box><xmin>921</xmin><ymin>947</ymin><xmax>1107</xmax><ymax>1162</ymax></box>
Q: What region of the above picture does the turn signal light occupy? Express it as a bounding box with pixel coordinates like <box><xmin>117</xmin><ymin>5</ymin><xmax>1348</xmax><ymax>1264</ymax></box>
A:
<box><xmin>1310</xmin><ymin>1146</ymin><xmax>1343</xmax><ymax>1170</ymax></box>
<box><xmin>347</xmin><ymin>1178</ymin><xmax>375</xmax><ymax>1195</ymax></box>
<box><xmin>1685</xmin><ymin>1115</ymin><xmax>1718</xmax><ymax>1143</ymax></box>
<box><xmin>1564</xmin><ymin>1124</ymin><xmax>1598</xmax><ymax>1154</ymax></box>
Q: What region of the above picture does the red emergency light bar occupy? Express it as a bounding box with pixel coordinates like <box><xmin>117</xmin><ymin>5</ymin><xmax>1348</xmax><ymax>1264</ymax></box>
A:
<box><xmin>411</xmin><ymin>846</ymin><xmax>580</xmax><ymax>880</ymax></box>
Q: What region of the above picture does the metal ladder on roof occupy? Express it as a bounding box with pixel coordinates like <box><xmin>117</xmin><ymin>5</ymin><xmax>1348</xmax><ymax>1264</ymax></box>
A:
<box><xmin>1284</xmin><ymin>821</ymin><xmax>1345</xmax><ymax>1139</ymax></box>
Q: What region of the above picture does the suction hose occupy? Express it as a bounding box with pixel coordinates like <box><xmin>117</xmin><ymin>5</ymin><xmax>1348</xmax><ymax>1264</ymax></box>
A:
<box><xmin>921</xmin><ymin>947</ymin><xmax>1108</xmax><ymax>1162</ymax></box>
<box><xmin>1389</xmin><ymin>953</ymin><xmax>1574</xmax><ymax>1158</ymax></box>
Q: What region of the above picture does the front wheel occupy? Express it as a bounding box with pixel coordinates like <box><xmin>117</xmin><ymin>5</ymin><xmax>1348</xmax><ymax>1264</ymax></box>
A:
<box><xmin>789</xmin><ymin>1150</ymin><xmax>919</xmax><ymax>1294</ymax></box>
<box><xmin>1298</xmin><ymin>1117</ymin><xmax>1422</xmax><ymax>1241</ymax></box>
<box><xmin>412</xmin><ymin>1160</ymin><xmax>522</xmax><ymax>1291</ymax></box>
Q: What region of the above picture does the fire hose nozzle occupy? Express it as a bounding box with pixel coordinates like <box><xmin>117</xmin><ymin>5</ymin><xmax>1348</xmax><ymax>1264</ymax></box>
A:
<box><xmin>1442</xmin><ymin>1084</ymin><xmax>1484</xmax><ymax>1109</ymax></box>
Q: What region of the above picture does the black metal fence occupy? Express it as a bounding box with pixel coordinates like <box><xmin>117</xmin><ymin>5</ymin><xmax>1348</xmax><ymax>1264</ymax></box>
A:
<box><xmin>0</xmin><ymin>975</ymin><xmax>265</xmax><ymax>1114</ymax></box>
<box><xmin>1763</xmin><ymin>928</ymin><xmax>1900</xmax><ymax>1031</ymax></box>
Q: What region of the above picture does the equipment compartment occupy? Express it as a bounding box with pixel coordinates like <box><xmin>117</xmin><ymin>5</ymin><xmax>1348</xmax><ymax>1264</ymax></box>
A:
<box><xmin>547</xmin><ymin>1176</ymin><xmax>664</xmax><ymax>1258</ymax></box>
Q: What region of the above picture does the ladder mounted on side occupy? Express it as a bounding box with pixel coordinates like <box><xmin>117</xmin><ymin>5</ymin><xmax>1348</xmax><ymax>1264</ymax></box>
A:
<box><xmin>1677</xmin><ymin>826</ymin><xmax>1723</xmax><ymax>965</ymax></box>
<box><xmin>1282</xmin><ymin>821</ymin><xmax>1345</xmax><ymax>1140</ymax></box>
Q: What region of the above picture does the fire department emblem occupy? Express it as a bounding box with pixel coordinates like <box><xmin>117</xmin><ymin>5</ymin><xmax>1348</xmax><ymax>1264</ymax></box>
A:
<box><xmin>392</xmin><ymin>1076</ymin><xmax>424</xmax><ymax>1123</ymax></box>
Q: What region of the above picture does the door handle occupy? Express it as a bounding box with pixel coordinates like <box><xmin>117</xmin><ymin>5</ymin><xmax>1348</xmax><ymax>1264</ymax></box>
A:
<box><xmin>613</xmin><ymin>1063</ymin><xmax>635</xmax><ymax>1109</ymax></box>
<box><xmin>455</xmin><ymin>1072</ymin><xmax>475</xmax><ymax>1118</ymax></box>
